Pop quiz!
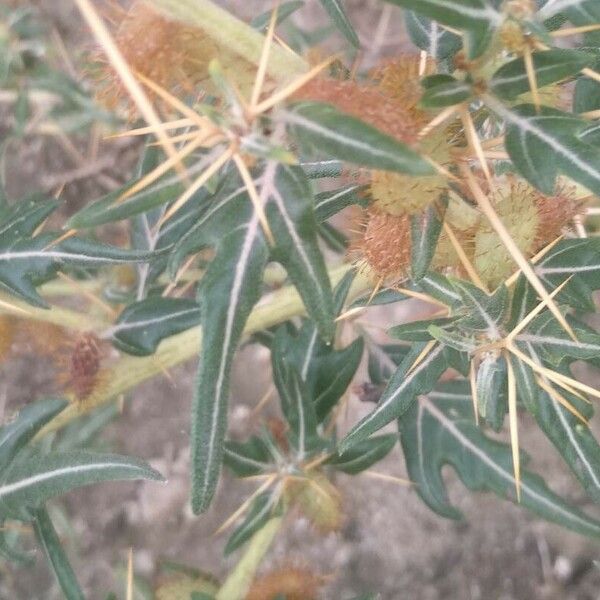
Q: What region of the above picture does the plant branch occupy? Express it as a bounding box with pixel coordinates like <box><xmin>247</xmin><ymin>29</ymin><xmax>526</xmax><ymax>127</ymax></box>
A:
<box><xmin>37</xmin><ymin>263</ymin><xmax>368</xmax><ymax>436</ymax></box>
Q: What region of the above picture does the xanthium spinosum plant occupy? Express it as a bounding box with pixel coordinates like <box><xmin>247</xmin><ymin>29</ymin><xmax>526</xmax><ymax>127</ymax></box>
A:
<box><xmin>2</xmin><ymin>0</ymin><xmax>600</xmax><ymax>597</ymax></box>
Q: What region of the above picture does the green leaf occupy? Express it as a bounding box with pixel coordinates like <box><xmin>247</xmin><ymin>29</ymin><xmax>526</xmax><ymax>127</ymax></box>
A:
<box><xmin>399</xmin><ymin>393</ymin><xmax>600</xmax><ymax>538</ymax></box>
<box><xmin>223</xmin><ymin>437</ymin><xmax>272</xmax><ymax>477</ymax></box>
<box><xmin>33</xmin><ymin>506</ymin><xmax>85</xmax><ymax>600</ymax></box>
<box><xmin>404</xmin><ymin>11</ymin><xmax>461</xmax><ymax>59</ymax></box>
<box><xmin>191</xmin><ymin>200</ymin><xmax>269</xmax><ymax>513</ymax></box>
<box><xmin>225</xmin><ymin>492</ymin><xmax>280</xmax><ymax>555</ymax></box>
<box><xmin>0</xmin><ymin>398</ymin><xmax>67</xmax><ymax>474</ymax></box>
<box><xmin>385</xmin><ymin>0</ymin><xmax>501</xmax><ymax>58</ymax></box>
<box><xmin>328</xmin><ymin>434</ymin><xmax>397</xmax><ymax>474</ymax></box>
<box><xmin>418</xmin><ymin>272</ymin><xmax>462</xmax><ymax>307</ymax></box>
<box><xmin>367</xmin><ymin>342</ymin><xmax>410</xmax><ymax>386</ymax></box>
<box><xmin>538</xmin><ymin>0</ymin><xmax>600</xmax><ymax>22</ymax></box>
<box><xmin>475</xmin><ymin>352</ymin><xmax>507</xmax><ymax>431</ymax></box>
<box><xmin>535</xmin><ymin>238</ymin><xmax>600</xmax><ymax>290</ymax></box>
<box><xmin>314</xmin><ymin>184</ymin><xmax>367</xmax><ymax>222</ymax></box>
<box><xmin>453</xmin><ymin>280</ymin><xmax>508</xmax><ymax>336</ymax></box>
<box><xmin>251</xmin><ymin>1</ymin><xmax>304</xmax><ymax>30</ymax></box>
<box><xmin>515</xmin><ymin>312</ymin><xmax>600</xmax><ymax>365</ymax></box>
<box><xmin>341</xmin><ymin>343</ymin><xmax>446</xmax><ymax>451</ymax></box>
<box><xmin>286</xmin><ymin>101</ymin><xmax>434</xmax><ymax>175</ymax></box>
<box><xmin>514</xmin><ymin>347</ymin><xmax>600</xmax><ymax>501</ymax></box>
<box><xmin>490</xmin><ymin>49</ymin><xmax>595</xmax><ymax>99</ymax></box>
<box><xmin>574</xmin><ymin>74</ymin><xmax>600</xmax><ymax>113</ymax></box>
<box><xmin>411</xmin><ymin>200</ymin><xmax>445</xmax><ymax>280</ymax></box>
<box><xmin>318</xmin><ymin>0</ymin><xmax>360</xmax><ymax>47</ymax></box>
<box><xmin>351</xmin><ymin>288</ymin><xmax>408</xmax><ymax>308</ymax></box>
<box><xmin>497</xmin><ymin>102</ymin><xmax>600</xmax><ymax>197</ymax></box>
<box><xmin>108</xmin><ymin>297</ymin><xmax>201</xmax><ymax>356</ymax></box>
<box><xmin>0</xmin><ymin>232</ymin><xmax>163</xmax><ymax>308</ymax></box>
<box><xmin>0</xmin><ymin>451</ymin><xmax>164</xmax><ymax>520</ymax></box>
<box><xmin>67</xmin><ymin>167</ymin><xmax>184</xmax><ymax>229</ymax></box>
<box><xmin>271</xmin><ymin>318</ymin><xmax>364</xmax><ymax>423</ymax></box>
<box><xmin>420</xmin><ymin>78</ymin><xmax>473</xmax><ymax>107</ymax></box>
<box><xmin>429</xmin><ymin>324</ymin><xmax>477</xmax><ymax>353</ymax></box>
<box><xmin>284</xmin><ymin>369</ymin><xmax>321</xmax><ymax>459</ymax></box>
<box><xmin>266</xmin><ymin>164</ymin><xmax>335</xmax><ymax>340</ymax></box>
<box><xmin>389</xmin><ymin>317</ymin><xmax>456</xmax><ymax>342</ymax></box>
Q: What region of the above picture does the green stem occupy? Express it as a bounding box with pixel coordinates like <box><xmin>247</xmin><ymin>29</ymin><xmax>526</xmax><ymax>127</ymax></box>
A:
<box><xmin>146</xmin><ymin>0</ymin><xmax>307</xmax><ymax>81</ymax></box>
<box><xmin>216</xmin><ymin>517</ymin><xmax>283</xmax><ymax>600</ymax></box>
<box><xmin>36</xmin><ymin>263</ymin><xmax>370</xmax><ymax>436</ymax></box>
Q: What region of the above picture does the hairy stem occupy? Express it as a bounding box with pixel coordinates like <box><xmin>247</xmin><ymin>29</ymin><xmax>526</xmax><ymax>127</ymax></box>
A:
<box><xmin>37</xmin><ymin>263</ymin><xmax>369</xmax><ymax>436</ymax></box>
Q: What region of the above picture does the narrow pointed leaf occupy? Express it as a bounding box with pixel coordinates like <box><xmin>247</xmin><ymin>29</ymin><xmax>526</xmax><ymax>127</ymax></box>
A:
<box><xmin>341</xmin><ymin>343</ymin><xmax>446</xmax><ymax>451</ymax></box>
<box><xmin>0</xmin><ymin>398</ymin><xmax>67</xmax><ymax>474</ymax></box>
<box><xmin>0</xmin><ymin>451</ymin><xmax>164</xmax><ymax>520</ymax></box>
<box><xmin>286</xmin><ymin>101</ymin><xmax>434</xmax><ymax>175</ymax></box>
<box><xmin>318</xmin><ymin>0</ymin><xmax>359</xmax><ymax>47</ymax></box>
<box><xmin>192</xmin><ymin>214</ymin><xmax>269</xmax><ymax>513</ymax></box>
<box><xmin>267</xmin><ymin>164</ymin><xmax>335</xmax><ymax>340</ymax></box>
<box><xmin>490</xmin><ymin>49</ymin><xmax>595</xmax><ymax>100</ymax></box>
<box><xmin>225</xmin><ymin>492</ymin><xmax>281</xmax><ymax>555</ymax></box>
<box><xmin>314</xmin><ymin>185</ymin><xmax>367</xmax><ymax>222</ymax></box>
<box><xmin>405</xmin><ymin>11</ymin><xmax>461</xmax><ymax>59</ymax></box>
<box><xmin>499</xmin><ymin>103</ymin><xmax>600</xmax><ymax>197</ymax></box>
<box><xmin>223</xmin><ymin>437</ymin><xmax>272</xmax><ymax>477</ymax></box>
<box><xmin>411</xmin><ymin>200</ymin><xmax>445</xmax><ymax>280</ymax></box>
<box><xmin>386</xmin><ymin>0</ymin><xmax>501</xmax><ymax>57</ymax></box>
<box><xmin>108</xmin><ymin>297</ymin><xmax>201</xmax><ymax>356</ymax></box>
<box><xmin>475</xmin><ymin>353</ymin><xmax>507</xmax><ymax>431</ymax></box>
<box><xmin>328</xmin><ymin>434</ymin><xmax>397</xmax><ymax>474</ymax></box>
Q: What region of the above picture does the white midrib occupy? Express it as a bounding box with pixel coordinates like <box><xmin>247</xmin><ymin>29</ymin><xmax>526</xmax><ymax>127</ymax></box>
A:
<box><xmin>489</xmin><ymin>98</ymin><xmax>600</xmax><ymax>186</ymax></box>
<box><xmin>517</xmin><ymin>333</ymin><xmax>600</xmax><ymax>352</ymax></box>
<box><xmin>421</xmin><ymin>396</ymin><xmax>600</xmax><ymax>531</ymax></box>
<box><xmin>492</xmin><ymin>61</ymin><xmax>578</xmax><ymax>88</ymax></box>
<box><xmin>525</xmin><ymin>342</ymin><xmax>600</xmax><ymax>490</ymax></box>
<box><xmin>104</xmin><ymin>307</ymin><xmax>200</xmax><ymax>337</ymax></box>
<box><xmin>272</xmin><ymin>181</ymin><xmax>325</xmax><ymax>308</ymax></box>
<box><xmin>421</xmin><ymin>275</ymin><xmax>461</xmax><ymax>302</ymax></box>
<box><xmin>283</xmin><ymin>111</ymin><xmax>418</xmax><ymax>170</ymax></box>
<box><xmin>459</xmin><ymin>286</ymin><xmax>501</xmax><ymax>339</ymax></box>
<box><xmin>301</xmin><ymin>329</ymin><xmax>318</xmax><ymax>380</ymax></box>
<box><xmin>358</xmin><ymin>344</ymin><xmax>445</xmax><ymax>431</ymax></box>
<box><xmin>538</xmin><ymin>0</ymin><xmax>588</xmax><ymax>20</ymax></box>
<box><xmin>294</xmin><ymin>377</ymin><xmax>306</xmax><ymax>460</ymax></box>
<box><xmin>201</xmin><ymin>211</ymin><xmax>262</xmax><ymax>495</ymax></box>
<box><xmin>0</xmin><ymin>462</ymin><xmax>140</xmax><ymax>498</ymax></box>
<box><xmin>422</xmin><ymin>0</ymin><xmax>502</xmax><ymax>24</ymax></box>
<box><xmin>315</xmin><ymin>185</ymin><xmax>360</xmax><ymax>212</ymax></box>
<box><xmin>0</xmin><ymin>250</ymin><xmax>136</xmax><ymax>263</ymax></box>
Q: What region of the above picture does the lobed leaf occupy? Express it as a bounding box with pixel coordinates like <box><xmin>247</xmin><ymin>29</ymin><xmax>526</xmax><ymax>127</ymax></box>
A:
<box><xmin>400</xmin><ymin>393</ymin><xmax>600</xmax><ymax>538</ymax></box>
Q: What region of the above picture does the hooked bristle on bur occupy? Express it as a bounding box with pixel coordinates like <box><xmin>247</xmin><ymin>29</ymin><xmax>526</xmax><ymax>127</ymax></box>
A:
<box><xmin>352</xmin><ymin>209</ymin><xmax>412</xmax><ymax>282</ymax></box>
<box><xmin>473</xmin><ymin>180</ymin><xmax>581</xmax><ymax>287</ymax></box>
<box><xmin>91</xmin><ymin>0</ymin><xmax>255</xmax><ymax>115</ymax></box>
<box><xmin>246</xmin><ymin>566</ymin><xmax>326</xmax><ymax>600</ymax></box>
<box><xmin>370</xmin><ymin>54</ymin><xmax>437</xmax><ymax>128</ymax></box>
<box><xmin>55</xmin><ymin>332</ymin><xmax>105</xmax><ymax>403</ymax></box>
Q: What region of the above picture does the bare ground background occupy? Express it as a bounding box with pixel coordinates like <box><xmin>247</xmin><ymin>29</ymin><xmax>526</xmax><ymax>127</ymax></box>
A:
<box><xmin>2</xmin><ymin>1</ymin><xmax>600</xmax><ymax>598</ymax></box>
